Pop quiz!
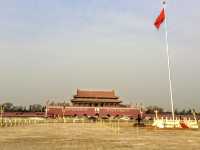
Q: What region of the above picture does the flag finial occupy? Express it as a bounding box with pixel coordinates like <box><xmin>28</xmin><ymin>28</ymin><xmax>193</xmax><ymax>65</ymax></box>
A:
<box><xmin>163</xmin><ymin>1</ymin><xmax>166</xmax><ymax>5</ymax></box>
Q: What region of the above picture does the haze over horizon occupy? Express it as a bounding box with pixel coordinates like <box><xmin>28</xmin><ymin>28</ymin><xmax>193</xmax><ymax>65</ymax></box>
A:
<box><xmin>0</xmin><ymin>0</ymin><xmax>200</xmax><ymax>110</ymax></box>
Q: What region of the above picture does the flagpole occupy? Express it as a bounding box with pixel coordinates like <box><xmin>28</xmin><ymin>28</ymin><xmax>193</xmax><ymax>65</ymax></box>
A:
<box><xmin>163</xmin><ymin>1</ymin><xmax>175</xmax><ymax>123</ymax></box>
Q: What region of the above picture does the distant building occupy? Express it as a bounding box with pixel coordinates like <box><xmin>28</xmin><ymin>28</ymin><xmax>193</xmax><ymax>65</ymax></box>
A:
<box><xmin>47</xmin><ymin>89</ymin><xmax>140</xmax><ymax>118</ymax></box>
<box><xmin>71</xmin><ymin>89</ymin><xmax>121</xmax><ymax>107</ymax></box>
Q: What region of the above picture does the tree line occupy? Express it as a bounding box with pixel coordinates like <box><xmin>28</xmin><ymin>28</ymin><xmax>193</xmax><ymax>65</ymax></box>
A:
<box><xmin>145</xmin><ymin>105</ymin><xmax>199</xmax><ymax>115</ymax></box>
<box><xmin>0</xmin><ymin>102</ymin><xmax>71</xmax><ymax>112</ymax></box>
<box><xmin>0</xmin><ymin>102</ymin><xmax>45</xmax><ymax>112</ymax></box>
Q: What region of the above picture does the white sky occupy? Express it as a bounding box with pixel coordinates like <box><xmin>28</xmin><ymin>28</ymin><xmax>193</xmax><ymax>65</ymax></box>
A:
<box><xmin>0</xmin><ymin>0</ymin><xmax>200</xmax><ymax>110</ymax></box>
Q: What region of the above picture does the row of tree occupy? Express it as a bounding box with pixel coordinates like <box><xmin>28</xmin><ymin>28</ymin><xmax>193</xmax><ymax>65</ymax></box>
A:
<box><xmin>0</xmin><ymin>102</ymin><xmax>71</xmax><ymax>112</ymax></box>
<box><xmin>145</xmin><ymin>105</ymin><xmax>199</xmax><ymax>115</ymax></box>
<box><xmin>0</xmin><ymin>103</ymin><xmax>45</xmax><ymax>112</ymax></box>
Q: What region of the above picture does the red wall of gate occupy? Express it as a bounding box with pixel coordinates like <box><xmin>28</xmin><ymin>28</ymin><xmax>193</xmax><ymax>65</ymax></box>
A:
<box><xmin>48</xmin><ymin>106</ymin><xmax>140</xmax><ymax>118</ymax></box>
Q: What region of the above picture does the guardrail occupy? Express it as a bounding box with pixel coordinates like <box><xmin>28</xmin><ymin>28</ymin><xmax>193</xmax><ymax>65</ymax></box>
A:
<box><xmin>0</xmin><ymin>117</ymin><xmax>46</xmax><ymax>127</ymax></box>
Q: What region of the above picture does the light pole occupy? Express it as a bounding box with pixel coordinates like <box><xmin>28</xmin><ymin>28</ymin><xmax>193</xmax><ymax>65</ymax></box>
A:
<box><xmin>45</xmin><ymin>100</ymin><xmax>49</xmax><ymax>118</ymax></box>
<box><xmin>1</xmin><ymin>105</ymin><xmax>4</xmax><ymax>125</ymax></box>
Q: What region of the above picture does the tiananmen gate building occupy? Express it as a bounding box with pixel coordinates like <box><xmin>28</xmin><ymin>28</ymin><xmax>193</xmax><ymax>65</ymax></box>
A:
<box><xmin>71</xmin><ymin>89</ymin><xmax>121</xmax><ymax>107</ymax></box>
<box><xmin>47</xmin><ymin>89</ymin><xmax>140</xmax><ymax>118</ymax></box>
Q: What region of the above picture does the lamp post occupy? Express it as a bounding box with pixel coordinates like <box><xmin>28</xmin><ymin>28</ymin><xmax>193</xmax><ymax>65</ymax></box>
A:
<box><xmin>154</xmin><ymin>110</ymin><xmax>158</xmax><ymax>119</ymax></box>
<box><xmin>1</xmin><ymin>105</ymin><xmax>4</xmax><ymax>125</ymax></box>
<box><xmin>45</xmin><ymin>100</ymin><xmax>49</xmax><ymax>118</ymax></box>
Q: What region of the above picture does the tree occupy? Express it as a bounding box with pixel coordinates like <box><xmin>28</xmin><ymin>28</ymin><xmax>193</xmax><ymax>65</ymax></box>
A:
<box><xmin>186</xmin><ymin>109</ymin><xmax>192</xmax><ymax>115</ymax></box>
<box><xmin>2</xmin><ymin>102</ymin><xmax>14</xmax><ymax>112</ymax></box>
<box><xmin>145</xmin><ymin>105</ymin><xmax>164</xmax><ymax>114</ymax></box>
<box><xmin>174</xmin><ymin>108</ymin><xmax>179</xmax><ymax>115</ymax></box>
<box><xmin>49</xmin><ymin>101</ymin><xmax>55</xmax><ymax>106</ymax></box>
<box><xmin>29</xmin><ymin>104</ymin><xmax>43</xmax><ymax>112</ymax></box>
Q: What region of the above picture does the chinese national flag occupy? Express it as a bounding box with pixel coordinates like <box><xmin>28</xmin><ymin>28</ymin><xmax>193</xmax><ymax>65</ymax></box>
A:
<box><xmin>154</xmin><ymin>8</ymin><xmax>165</xmax><ymax>29</ymax></box>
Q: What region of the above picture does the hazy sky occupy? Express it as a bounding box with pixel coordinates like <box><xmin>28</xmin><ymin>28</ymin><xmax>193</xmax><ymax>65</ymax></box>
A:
<box><xmin>0</xmin><ymin>0</ymin><xmax>200</xmax><ymax>110</ymax></box>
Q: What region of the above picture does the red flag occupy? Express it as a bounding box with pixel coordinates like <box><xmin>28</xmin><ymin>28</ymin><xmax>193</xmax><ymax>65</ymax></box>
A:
<box><xmin>154</xmin><ymin>8</ymin><xmax>165</xmax><ymax>29</ymax></box>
